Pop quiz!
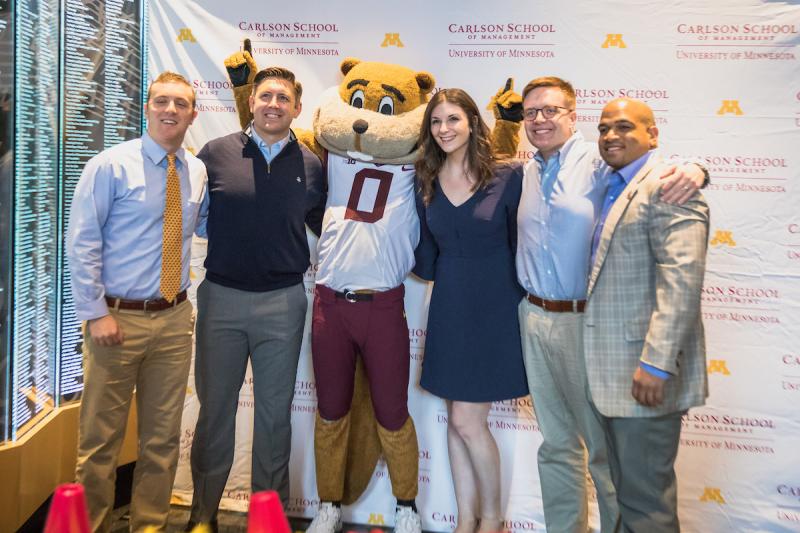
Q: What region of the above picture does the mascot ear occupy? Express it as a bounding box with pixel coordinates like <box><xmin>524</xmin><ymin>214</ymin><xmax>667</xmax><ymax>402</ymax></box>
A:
<box><xmin>416</xmin><ymin>71</ymin><xmax>435</xmax><ymax>94</ymax></box>
<box><xmin>341</xmin><ymin>58</ymin><xmax>361</xmax><ymax>76</ymax></box>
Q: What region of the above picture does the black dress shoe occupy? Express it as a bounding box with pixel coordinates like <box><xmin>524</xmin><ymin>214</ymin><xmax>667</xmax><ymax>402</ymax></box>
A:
<box><xmin>184</xmin><ymin>519</ymin><xmax>219</xmax><ymax>533</ymax></box>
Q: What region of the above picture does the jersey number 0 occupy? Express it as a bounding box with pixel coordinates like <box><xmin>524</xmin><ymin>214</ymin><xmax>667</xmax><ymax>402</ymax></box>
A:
<box><xmin>344</xmin><ymin>168</ymin><xmax>394</xmax><ymax>223</ymax></box>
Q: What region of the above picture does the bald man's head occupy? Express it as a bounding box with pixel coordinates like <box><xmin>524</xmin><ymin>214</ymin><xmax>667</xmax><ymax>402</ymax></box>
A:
<box><xmin>597</xmin><ymin>98</ymin><xmax>659</xmax><ymax>170</ymax></box>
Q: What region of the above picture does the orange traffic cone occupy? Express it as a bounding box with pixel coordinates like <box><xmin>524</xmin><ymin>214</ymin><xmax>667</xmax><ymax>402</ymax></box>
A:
<box><xmin>44</xmin><ymin>483</ymin><xmax>91</xmax><ymax>533</ymax></box>
<box><xmin>247</xmin><ymin>490</ymin><xmax>291</xmax><ymax>533</ymax></box>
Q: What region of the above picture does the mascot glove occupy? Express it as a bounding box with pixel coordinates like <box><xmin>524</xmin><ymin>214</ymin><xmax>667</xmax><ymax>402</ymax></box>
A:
<box><xmin>224</xmin><ymin>50</ymin><xmax>257</xmax><ymax>88</ymax></box>
<box><xmin>488</xmin><ymin>78</ymin><xmax>523</xmax><ymax>123</ymax></box>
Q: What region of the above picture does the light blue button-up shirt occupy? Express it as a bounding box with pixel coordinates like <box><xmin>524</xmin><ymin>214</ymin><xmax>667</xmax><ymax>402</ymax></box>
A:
<box><xmin>516</xmin><ymin>131</ymin><xmax>611</xmax><ymax>300</ymax></box>
<box><xmin>249</xmin><ymin>124</ymin><xmax>291</xmax><ymax>164</ymax></box>
<box><xmin>67</xmin><ymin>132</ymin><xmax>207</xmax><ymax>320</ymax></box>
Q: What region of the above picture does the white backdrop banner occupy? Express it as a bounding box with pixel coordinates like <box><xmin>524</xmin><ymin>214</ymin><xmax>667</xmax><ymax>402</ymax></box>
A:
<box><xmin>148</xmin><ymin>1</ymin><xmax>800</xmax><ymax>531</ymax></box>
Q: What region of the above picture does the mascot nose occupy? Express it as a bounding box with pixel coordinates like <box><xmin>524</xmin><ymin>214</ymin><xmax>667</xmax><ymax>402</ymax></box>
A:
<box><xmin>352</xmin><ymin>119</ymin><xmax>369</xmax><ymax>135</ymax></box>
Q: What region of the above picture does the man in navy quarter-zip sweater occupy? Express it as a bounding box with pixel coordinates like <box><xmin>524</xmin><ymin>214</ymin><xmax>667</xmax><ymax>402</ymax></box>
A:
<box><xmin>187</xmin><ymin>67</ymin><xmax>326</xmax><ymax>531</ymax></box>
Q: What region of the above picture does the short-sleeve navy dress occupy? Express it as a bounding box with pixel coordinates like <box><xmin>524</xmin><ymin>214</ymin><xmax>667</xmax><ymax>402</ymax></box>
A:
<box><xmin>413</xmin><ymin>163</ymin><xmax>529</xmax><ymax>402</ymax></box>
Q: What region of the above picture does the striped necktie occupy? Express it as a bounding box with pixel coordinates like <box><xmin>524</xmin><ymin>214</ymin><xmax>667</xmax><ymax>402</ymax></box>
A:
<box><xmin>160</xmin><ymin>153</ymin><xmax>182</xmax><ymax>302</ymax></box>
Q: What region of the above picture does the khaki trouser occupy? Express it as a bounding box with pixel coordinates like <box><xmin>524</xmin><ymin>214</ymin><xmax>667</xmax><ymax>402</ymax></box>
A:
<box><xmin>76</xmin><ymin>300</ymin><xmax>193</xmax><ymax>533</ymax></box>
<box><xmin>519</xmin><ymin>298</ymin><xmax>619</xmax><ymax>533</ymax></box>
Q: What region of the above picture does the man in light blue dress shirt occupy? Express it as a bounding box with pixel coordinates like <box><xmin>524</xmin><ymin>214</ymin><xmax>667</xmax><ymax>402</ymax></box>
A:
<box><xmin>67</xmin><ymin>72</ymin><xmax>207</xmax><ymax>533</ymax></box>
<box><xmin>514</xmin><ymin>77</ymin><xmax>705</xmax><ymax>533</ymax></box>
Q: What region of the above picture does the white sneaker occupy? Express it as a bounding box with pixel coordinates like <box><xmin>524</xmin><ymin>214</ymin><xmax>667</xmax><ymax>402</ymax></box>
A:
<box><xmin>306</xmin><ymin>502</ymin><xmax>342</xmax><ymax>533</ymax></box>
<box><xmin>394</xmin><ymin>506</ymin><xmax>422</xmax><ymax>533</ymax></box>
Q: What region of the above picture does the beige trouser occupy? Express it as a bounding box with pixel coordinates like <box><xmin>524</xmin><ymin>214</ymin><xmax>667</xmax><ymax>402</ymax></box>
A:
<box><xmin>519</xmin><ymin>298</ymin><xmax>619</xmax><ymax>533</ymax></box>
<box><xmin>75</xmin><ymin>300</ymin><xmax>193</xmax><ymax>533</ymax></box>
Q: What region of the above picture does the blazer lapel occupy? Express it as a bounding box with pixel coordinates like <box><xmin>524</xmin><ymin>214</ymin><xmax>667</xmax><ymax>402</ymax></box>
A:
<box><xmin>587</xmin><ymin>158</ymin><xmax>659</xmax><ymax>296</ymax></box>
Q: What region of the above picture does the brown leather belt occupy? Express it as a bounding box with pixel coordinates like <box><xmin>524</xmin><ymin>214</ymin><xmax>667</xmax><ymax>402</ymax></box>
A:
<box><xmin>527</xmin><ymin>293</ymin><xmax>586</xmax><ymax>313</ymax></box>
<box><xmin>105</xmin><ymin>290</ymin><xmax>188</xmax><ymax>312</ymax></box>
<box><xmin>334</xmin><ymin>289</ymin><xmax>377</xmax><ymax>303</ymax></box>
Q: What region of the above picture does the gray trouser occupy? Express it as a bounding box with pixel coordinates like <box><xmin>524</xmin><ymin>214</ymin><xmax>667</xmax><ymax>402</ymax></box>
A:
<box><xmin>593</xmin><ymin>409</ymin><xmax>685</xmax><ymax>533</ymax></box>
<box><xmin>190</xmin><ymin>280</ymin><xmax>307</xmax><ymax>521</ymax></box>
<box><xmin>519</xmin><ymin>298</ymin><xmax>619</xmax><ymax>533</ymax></box>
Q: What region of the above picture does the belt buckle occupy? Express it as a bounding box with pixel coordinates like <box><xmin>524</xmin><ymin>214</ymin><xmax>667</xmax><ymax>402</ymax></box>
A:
<box><xmin>142</xmin><ymin>298</ymin><xmax>154</xmax><ymax>312</ymax></box>
<box><xmin>541</xmin><ymin>299</ymin><xmax>550</xmax><ymax>311</ymax></box>
<box><xmin>344</xmin><ymin>290</ymin><xmax>358</xmax><ymax>303</ymax></box>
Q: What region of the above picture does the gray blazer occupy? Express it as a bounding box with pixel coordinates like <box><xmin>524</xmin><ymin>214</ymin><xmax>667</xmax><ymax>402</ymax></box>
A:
<box><xmin>584</xmin><ymin>156</ymin><xmax>710</xmax><ymax>418</ymax></box>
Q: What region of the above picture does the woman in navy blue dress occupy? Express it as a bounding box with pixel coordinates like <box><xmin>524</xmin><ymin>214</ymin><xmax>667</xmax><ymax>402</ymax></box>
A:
<box><xmin>414</xmin><ymin>88</ymin><xmax>528</xmax><ymax>533</ymax></box>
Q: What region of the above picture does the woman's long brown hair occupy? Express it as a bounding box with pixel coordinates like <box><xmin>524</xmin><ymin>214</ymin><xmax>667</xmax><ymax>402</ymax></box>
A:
<box><xmin>415</xmin><ymin>88</ymin><xmax>497</xmax><ymax>206</ymax></box>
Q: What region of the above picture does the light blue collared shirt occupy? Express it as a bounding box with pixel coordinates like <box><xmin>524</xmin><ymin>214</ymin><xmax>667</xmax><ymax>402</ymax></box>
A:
<box><xmin>516</xmin><ymin>131</ymin><xmax>611</xmax><ymax>300</ymax></box>
<box><xmin>67</xmin><ymin>132</ymin><xmax>207</xmax><ymax>320</ymax></box>
<box><xmin>249</xmin><ymin>124</ymin><xmax>291</xmax><ymax>164</ymax></box>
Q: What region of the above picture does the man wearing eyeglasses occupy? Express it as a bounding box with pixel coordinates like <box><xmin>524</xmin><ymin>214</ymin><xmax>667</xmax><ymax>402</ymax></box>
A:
<box><xmin>514</xmin><ymin>77</ymin><xmax>706</xmax><ymax>533</ymax></box>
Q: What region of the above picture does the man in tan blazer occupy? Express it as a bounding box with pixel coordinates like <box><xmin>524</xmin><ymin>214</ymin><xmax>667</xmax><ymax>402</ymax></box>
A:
<box><xmin>584</xmin><ymin>98</ymin><xmax>709</xmax><ymax>533</ymax></box>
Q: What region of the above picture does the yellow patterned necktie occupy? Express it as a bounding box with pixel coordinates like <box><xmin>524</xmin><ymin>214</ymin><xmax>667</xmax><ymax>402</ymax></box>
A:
<box><xmin>160</xmin><ymin>153</ymin><xmax>182</xmax><ymax>302</ymax></box>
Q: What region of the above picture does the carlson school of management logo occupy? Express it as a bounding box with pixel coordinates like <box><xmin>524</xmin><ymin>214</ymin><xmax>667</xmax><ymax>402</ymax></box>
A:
<box><xmin>782</xmin><ymin>353</ymin><xmax>800</xmax><ymax>394</ymax></box>
<box><xmin>788</xmin><ymin>224</ymin><xmax>800</xmax><ymax>261</ymax></box>
<box><xmin>447</xmin><ymin>21</ymin><xmax>557</xmax><ymax>60</ymax></box>
<box><xmin>777</xmin><ymin>484</ymin><xmax>800</xmax><ymax>525</ymax></box>
<box><xmin>795</xmin><ymin>90</ymin><xmax>800</xmax><ymax>128</ymax></box>
<box><xmin>575</xmin><ymin>86</ymin><xmax>670</xmax><ymax>126</ymax></box>
<box><xmin>237</xmin><ymin>20</ymin><xmax>341</xmax><ymax>56</ymax></box>
<box><xmin>675</xmin><ymin>22</ymin><xmax>797</xmax><ymax>61</ymax></box>
<box><xmin>682</xmin><ymin>409</ymin><xmax>777</xmax><ymax>455</ymax></box>
<box><xmin>671</xmin><ymin>152</ymin><xmax>789</xmax><ymax>194</ymax></box>
<box><xmin>702</xmin><ymin>282</ymin><xmax>782</xmax><ymax>326</ymax></box>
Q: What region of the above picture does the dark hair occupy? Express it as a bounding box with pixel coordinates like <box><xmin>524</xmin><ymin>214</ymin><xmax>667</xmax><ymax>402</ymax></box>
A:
<box><xmin>521</xmin><ymin>76</ymin><xmax>576</xmax><ymax>109</ymax></box>
<box><xmin>415</xmin><ymin>88</ymin><xmax>497</xmax><ymax>206</ymax></box>
<box><xmin>252</xmin><ymin>66</ymin><xmax>303</xmax><ymax>101</ymax></box>
<box><xmin>147</xmin><ymin>71</ymin><xmax>195</xmax><ymax>108</ymax></box>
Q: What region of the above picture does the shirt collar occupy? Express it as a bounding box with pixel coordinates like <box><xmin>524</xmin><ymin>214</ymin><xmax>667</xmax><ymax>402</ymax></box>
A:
<box><xmin>249</xmin><ymin>124</ymin><xmax>293</xmax><ymax>153</ymax></box>
<box><xmin>533</xmin><ymin>130</ymin><xmax>584</xmax><ymax>168</ymax></box>
<box><xmin>142</xmin><ymin>132</ymin><xmax>186</xmax><ymax>167</ymax></box>
<box><xmin>616</xmin><ymin>150</ymin><xmax>653</xmax><ymax>185</ymax></box>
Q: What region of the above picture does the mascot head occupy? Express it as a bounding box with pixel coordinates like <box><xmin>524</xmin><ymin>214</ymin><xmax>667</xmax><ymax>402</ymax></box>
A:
<box><xmin>313</xmin><ymin>58</ymin><xmax>435</xmax><ymax>165</ymax></box>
